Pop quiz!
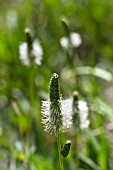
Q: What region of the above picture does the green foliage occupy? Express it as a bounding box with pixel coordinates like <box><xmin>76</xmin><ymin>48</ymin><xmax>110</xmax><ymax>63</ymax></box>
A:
<box><xmin>0</xmin><ymin>0</ymin><xmax>113</xmax><ymax>169</ymax></box>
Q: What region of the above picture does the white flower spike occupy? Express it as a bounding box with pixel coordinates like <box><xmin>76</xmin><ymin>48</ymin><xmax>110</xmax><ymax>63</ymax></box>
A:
<box><xmin>60</xmin><ymin>32</ymin><xmax>82</xmax><ymax>50</ymax></box>
<box><xmin>41</xmin><ymin>73</ymin><xmax>73</xmax><ymax>136</ymax></box>
<box><xmin>19</xmin><ymin>28</ymin><xmax>43</xmax><ymax>66</ymax></box>
<box><xmin>72</xmin><ymin>91</ymin><xmax>90</xmax><ymax>130</ymax></box>
<box><xmin>78</xmin><ymin>100</ymin><xmax>90</xmax><ymax>129</ymax></box>
<box><xmin>70</xmin><ymin>32</ymin><xmax>82</xmax><ymax>48</ymax></box>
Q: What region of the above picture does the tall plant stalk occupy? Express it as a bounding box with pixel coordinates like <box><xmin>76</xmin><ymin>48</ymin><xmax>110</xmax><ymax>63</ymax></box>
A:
<box><xmin>72</xmin><ymin>91</ymin><xmax>80</xmax><ymax>170</ymax></box>
<box><xmin>75</xmin><ymin>134</ymin><xmax>79</xmax><ymax>170</ymax></box>
<box><xmin>57</xmin><ymin>134</ymin><xmax>64</xmax><ymax>170</ymax></box>
<box><xmin>41</xmin><ymin>73</ymin><xmax>73</xmax><ymax>169</ymax></box>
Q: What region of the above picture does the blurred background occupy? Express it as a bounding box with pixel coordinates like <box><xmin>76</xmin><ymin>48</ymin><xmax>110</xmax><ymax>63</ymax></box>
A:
<box><xmin>1</xmin><ymin>0</ymin><xmax>113</xmax><ymax>169</ymax></box>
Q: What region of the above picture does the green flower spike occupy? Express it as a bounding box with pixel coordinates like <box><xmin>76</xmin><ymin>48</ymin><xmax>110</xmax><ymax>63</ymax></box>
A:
<box><xmin>61</xmin><ymin>140</ymin><xmax>71</xmax><ymax>158</ymax></box>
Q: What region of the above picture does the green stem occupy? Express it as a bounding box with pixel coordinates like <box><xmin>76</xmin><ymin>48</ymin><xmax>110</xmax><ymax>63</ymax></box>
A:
<box><xmin>29</xmin><ymin>65</ymin><xmax>35</xmax><ymax>104</ymax></box>
<box><xmin>57</xmin><ymin>135</ymin><xmax>64</xmax><ymax>170</ymax></box>
<box><xmin>75</xmin><ymin>134</ymin><xmax>79</xmax><ymax>169</ymax></box>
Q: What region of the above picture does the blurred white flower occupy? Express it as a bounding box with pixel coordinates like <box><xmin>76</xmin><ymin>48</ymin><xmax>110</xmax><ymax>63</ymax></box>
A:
<box><xmin>60</xmin><ymin>32</ymin><xmax>82</xmax><ymax>49</ymax></box>
<box><xmin>78</xmin><ymin>100</ymin><xmax>90</xmax><ymax>129</ymax></box>
<box><xmin>70</xmin><ymin>32</ymin><xmax>82</xmax><ymax>48</ymax></box>
<box><xmin>72</xmin><ymin>92</ymin><xmax>90</xmax><ymax>130</ymax></box>
<box><xmin>60</xmin><ymin>37</ymin><xmax>69</xmax><ymax>49</ymax></box>
<box><xmin>19</xmin><ymin>39</ymin><xmax>43</xmax><ymax>66</ymax></box>
<box><xmin>41</xmin><ymin>98</ymin><xmax>73</xmax><ymax>136</ymax></box>
<box><xmin>32</xmin><ymin>39</ymin><xmax>43</xmax><ymax>65</ymax></box>
<box><xmin>19</xmin><ymin>42</ymin><xmax>29</xmax><ymax>65</ymax></box>
<box><xmin>6</xmin><ymin>10</ymin><xmax>18</xmax><ymax>30</ymax></box>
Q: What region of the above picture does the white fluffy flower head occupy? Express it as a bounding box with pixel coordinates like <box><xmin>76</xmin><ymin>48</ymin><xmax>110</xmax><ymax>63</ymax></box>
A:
<box><xmin>78</xmin><ymin>100</ymin><xmax>90</xmax><ymax>129</ymax></box>
<box><xmin>19</xmin><ymin>28</ymin><xmax>43</xmax><ymax>66</ymax></box>
<box><xmin>41</xmin><ymin>73</ymin><xmax>73</xmax><ymax>136</ymax></box>
<box><xmin>60</xmin><ymin>32</ymin><xmax>82</xmax><ymax>50</ymax></box>
<box><xmin>72</xmin><ymin>91</ymin><xmax>90</xmax><ymax>130</ymax></box>
<box><xmin>70</xmin><ymin>32</ymin><xmax>82</xmax><ymax>48</ymax></box>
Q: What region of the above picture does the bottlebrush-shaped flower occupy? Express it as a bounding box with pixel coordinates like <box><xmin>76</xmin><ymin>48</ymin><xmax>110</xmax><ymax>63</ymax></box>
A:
<box><xmin>60</xmin><ymin>32</ymin><xmax>82</xmax><ymax>49</ymax></box>
<box><xmin>72</xmin><ymin>91</ymin><xmax>90</xmax><ymax>130</ymax></box>
<box><xmin>41</xmin><ymin>73</ymin><xmax>73</xmax><ymax>136</ymax></box>
<box><xmin>78</xmin><ymin>100</ymin><xmax>90</xmax><ymax>129</ymax></box>
<box><xmin>19</xmin><ymin>28</ymin><xmax>43</xmax><ymax>66</ymax></box>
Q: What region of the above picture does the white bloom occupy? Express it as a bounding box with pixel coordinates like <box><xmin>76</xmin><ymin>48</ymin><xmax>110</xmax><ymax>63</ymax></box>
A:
<box><xmin>60</xmin><ymin>32</ymin><xmax>82</xmax><ymax>50</ymax></box>
<box><xmin>41</xmin><ymin>98</ymin><xmax>73</xmax><ymax>136</ymax></box>
<box><xmin>78</xmin><ymin>100</ymin><xmax>90</xmax><ymax>129</ymax></box>
<box><xmin>19</xmin><ymin>39</ymin><xmax>43</xmax><ymax>66</ymax></box>
<box><xmin>32</xmin><ymin>39</ymin><xmax>43</xmax><ymax>65</ymax></box>
<box><xmin>60</xmin><ymin>37</ymin><xmax>69</xmax><ymax>49</ymax></box>
<box><xmin>70</xmin><ymin>32</ymin><xmax>82</xmax><ymax>48</ymax></box>
<box><xmin>19</xmin><ymin>42</ymin><xmax>29</xmax><ymax>65</ymax></box>
<box><xmin>61</xmin><ymin>99</ymin><xmax>73</xmax><ymax>129</ymax></box>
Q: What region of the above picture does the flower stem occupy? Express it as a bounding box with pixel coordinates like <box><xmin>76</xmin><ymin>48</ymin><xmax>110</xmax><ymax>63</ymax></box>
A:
<box><xmin>57</xmin><ymin>135</ymin><xmax>64</xmax><ymax>170</ymax></box>
<box><xmin>75</xmin><ymin>134</ymin><xmax>79</xmax><ymax>169</ymax></box>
